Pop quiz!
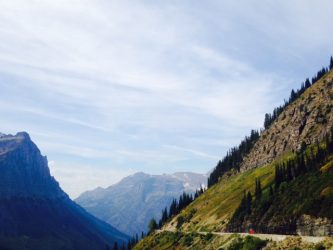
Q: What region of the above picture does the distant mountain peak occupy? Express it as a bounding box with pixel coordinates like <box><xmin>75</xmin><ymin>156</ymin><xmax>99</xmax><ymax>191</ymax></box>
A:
<box><xmin>76</xmin><ymin>170</ymin><xmax>207</xmax><ymax>236</ymax></box>
<box><xmin>16</xmin><ymin>131</ymin><xmax>31</xmax><ymax>139</ymax></box>
<box><xmin>131</xmin><ymin>171</ymin><xmax>150</xmax><ymax>177</ymax></box>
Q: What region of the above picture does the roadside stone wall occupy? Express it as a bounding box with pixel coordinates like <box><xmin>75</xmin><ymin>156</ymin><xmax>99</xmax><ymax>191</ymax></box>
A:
<box><xmin>297</xmin><ymin>215</ymin><xmax>333</xmax><ymax>236</ymax></box>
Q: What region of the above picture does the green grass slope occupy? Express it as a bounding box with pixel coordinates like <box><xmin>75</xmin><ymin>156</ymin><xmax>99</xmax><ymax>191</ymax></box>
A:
<box><xmin>134</xmin><ymin>231</ymin><xmax>268</xmax><ymax>250</ymax></box>
<box><xmin>134</xmin><ymin>67</ymin><xmax>333</xmax><ymax>249</ymax></box>
<box><xmin>134</xmin><ymin>150</ymin><xmax>333</xmax><ymax>249</ymax></box>
<box><xmin>161</xmin><ymin>152</ymin><xmax>293</xmax><ymax>233</ymax></box>
<box><xmin>133</xmin><ymin>231</ymin><xmax>333</xmax><ymax>250</ymax></box>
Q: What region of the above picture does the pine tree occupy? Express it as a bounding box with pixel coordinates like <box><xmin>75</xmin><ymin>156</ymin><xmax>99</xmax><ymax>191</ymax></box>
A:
<box><xmin>269</xmin><ymin>185</ymin><xmax>274</xmax><ymax>198</ymax></box>
<box><xmin>264</xmin><ymin>113</ymin><xmax>272</xmax><ymax>129</ymax></box>
<box><xmin>305</xmin><ymin>78</ymin><xmax>311</xmax><ymax>88</ymax></box>
<box><xmin>286</xmin><ymin>164</ymin><xmax>292</xmax><ymax>181</ymax></box>
<box><xmin>255</xmin><ymin>178</ymin><xmax>262</xmax><ymax>201</ymax></box>
<box><xmin>290</xmin><ymin>89</ymin><xmax>297</xmax><ymax>102</ymax></box>
<box><xmin>246</xmin><ymin>191</ymin><xmax>252</xmax><ymax>215</ymax></box>
<box><xmin>113</xmin><ymin>242</ymin><xmax>118</xmax><ymax>250</ymax></box>
<box><xmin>130</xmin><ymin>237</ymin><xmax>135</xmax><ymax>247</ymax></box>
<box><xmin>330</xmin><ymin>56</ymin><xmax>333</xmax><ymax>70</ymax></box>
<box><xmin>148</xmin><ymin>218</ymin><xmax>158</xmax><ymax>234</ymax></box>
<box><xmin>329</xmin><ymin>127</ymin><xmax>333</xmax><ymax>154</ymax></box>
<box><xmin>275</xmin><ymin>165</ymin><xmax>281</xmax><ymax>188</ymax></box>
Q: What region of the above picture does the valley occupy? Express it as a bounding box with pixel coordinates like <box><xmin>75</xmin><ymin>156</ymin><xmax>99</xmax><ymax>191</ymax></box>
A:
<box><xmin>1</xmin><ymin>2</ymin><xmax>333</xmax><ymax>249</ymax></box>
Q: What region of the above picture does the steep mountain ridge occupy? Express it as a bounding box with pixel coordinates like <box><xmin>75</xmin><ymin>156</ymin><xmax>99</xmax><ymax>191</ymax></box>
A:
<box><xmin>241</xmin><ymin>70</ymin><xmax>333</xmax><ymax>171</ymax></box>
<box><xmin>0</xmin><ymin>132</ymin><xmax>128</xmax><ymax>250</ymax></box>
<box><xmin>76</xmin><ymin>171</ymin><xmax>207</xmax><ymax>236</ymax></box>
<box><xmin>133</xmin><ymin>65</ymin><xmax>333</xmax><ymax>249</ymax></box>
<box><xmin>0</xmin><ymin>132</ymin><xmax>64</xmax><ymax>199</ymax></box>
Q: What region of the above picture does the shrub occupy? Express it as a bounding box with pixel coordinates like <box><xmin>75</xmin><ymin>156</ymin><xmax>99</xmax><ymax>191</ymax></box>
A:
<box><xmin>228</xmin><ymin>236</ymin><xmax>267</xmax><ymax>250</ymax></box>
<box><xmin>204</xmin><ymin>232</ymin><xmax>213</xmax><ymax>241</ymax></box>
<box><xmin>242</xmin><ymin>236</ymin><xmax>267</xmax><ymax>250</ymax></box>
<box><xmin>182</xmin><ymin>234</ymin><xmax>193</xmax><ymax>246</ymax></box>
<box><xmin>314</xmin><ymin>243</ymin><xmax>325</xmax><ymax>250</ymax></box>
<box><xmin>176</xmin><ymin>216</ymin><xmax>185</xmax><ymax>229</ymax></box>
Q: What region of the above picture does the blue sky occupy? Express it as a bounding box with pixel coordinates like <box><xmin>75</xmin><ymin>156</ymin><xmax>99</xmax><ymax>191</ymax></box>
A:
<box><xmin>1</xmin><ymin>1</ymin><xmax>333</xmax><ymax>198</ymax></box>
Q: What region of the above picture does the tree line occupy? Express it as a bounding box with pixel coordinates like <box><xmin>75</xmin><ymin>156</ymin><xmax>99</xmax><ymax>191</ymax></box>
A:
<box><xmin>105</xmin><ymin>235</ymin><xmax>141</xmax><ymax>250</ymax></box>
<box><xmin>148</xmin><ymin>188</ymin><xmax>205</xmax><ymax>233</ymax></box>
<box><xmin>105</xmin><ymin>242</ymin><xmax>127</xmax><ymax>250</ymax></box>
<box><xmin>228</xmin><ymin>126</ymin><xmax>333</xmax><ymax>234</ymax></box>
<box><xmin>209</xmin><ymin>56</ymin><xmax>333</xmax><ymax>189</ymax></box>
<box><xmin>208</xmin><ymin>130</ymin><xmax>260</xmax><ymax>187</ymax></box>
<box><xmin>274</xmin><ymin>129</ymin><xmax>333</xmax><ymax>188</ymax></box>
<box><xmin>264</xmin><ymin>56</ymin><xmax>333</xmax><ymax>130</ymax></box>
<box><xmin>126</xmin><ymin>188</ymin><xmax>205</xmax><ymax>249</ymax></box>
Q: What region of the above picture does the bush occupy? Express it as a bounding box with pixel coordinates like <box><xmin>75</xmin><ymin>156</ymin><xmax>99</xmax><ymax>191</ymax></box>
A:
<box><xmin>314</xmin><ymin>243</ymin><xmax>325</xmax><ymax>250</ymax></box>
<box><xmin>228</xmin><ymin>237</ymin><xmax>244</xmax><ymax>250</ymax></box>
<box><xmin>176</xmin><ymin>216</ymin><xmax>185</xmax><ymax>229</ymax></box>
<box><xmin>204</xmin><ymin>232</ymin><xmax>213</xmax><ymax>241</ymax></box>
<box><xmin>182</xmin><ymin>234</ymin><xmax>193</xmax><ymax>246</ymax></box>
<box><xmin>228</xmin><ymin>236</ymin><xmax>267</xmax><ymax>250</ymax></box>
<box><xmin>243</xmin><ymin>236</ymin><xmax>267</xmax><ymax>250</ymax></box>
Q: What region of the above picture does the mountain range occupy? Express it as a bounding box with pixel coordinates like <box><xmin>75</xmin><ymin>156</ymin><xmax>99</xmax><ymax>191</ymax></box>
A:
<box><xmin>2</xmin><ymin>62</ymin><xmax>333</xmax><ymax>249</ymax></box>
<box><xmin>76</xmin><ymin>171</ymin><xmax>207</xmax><ymax>236</ymax></box>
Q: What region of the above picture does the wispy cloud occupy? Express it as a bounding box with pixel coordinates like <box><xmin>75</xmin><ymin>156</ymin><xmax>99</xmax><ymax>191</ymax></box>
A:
<box><xmin>1</xmin><ymin>0</ymin><xmax>333</xmax><ymax>197</ymax></box>
<box><xmin>163</xmin><ymin>144</ymin><xmax>220</xmax><ymax>161</ymax></box>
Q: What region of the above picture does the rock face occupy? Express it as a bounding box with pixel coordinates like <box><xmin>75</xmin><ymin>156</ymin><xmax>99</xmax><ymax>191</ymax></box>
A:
<box><xmin>241</xmin><ymin>71</ymin><xmax>333</xmax><ymax>171</ymax></box>
<box><xmin>0</xmin><ymin>132</ymin><xmax>63</xmax><ymax>199</ymax></box>
<box><xmin>0</xmin><ymin>132</ymin><xmax>128</xmax><ymax>250</ymax></box>
<box><xmin>76</xmin><ymin>172</ymin><xmax>207</xmax><ymax>236</ymax></box>
<box><xmin>297</xmin><ymin>215</ymin><xmax>333</xmax><ymax>236</ymax></box>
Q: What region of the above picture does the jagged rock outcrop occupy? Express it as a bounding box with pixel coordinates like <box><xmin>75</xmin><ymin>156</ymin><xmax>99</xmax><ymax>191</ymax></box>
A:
<box><xmin>0</xmin><ymin>132</ymin><xmax>129</xmax><ymax>250</ymax></box>
<box><xmin>0</xmin><ymin>132</ymin><xmax>64</xmax><ymax>199</ymax></box>
<box><xmin>297</xmin><ymin>215</ymin><xmax>333</xmax><ymax>236</ymax></box>
<box><xmin>241</xmin><ymin>71</ymin><xmax>333</xmax><ymax>171</ymax></box>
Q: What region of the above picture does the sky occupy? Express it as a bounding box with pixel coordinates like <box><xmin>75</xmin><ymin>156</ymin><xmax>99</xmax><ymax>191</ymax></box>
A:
<box><xmin>0</xmin><ymin>0</ymin><xmax>333</xmax><ymax>198</ymax></box>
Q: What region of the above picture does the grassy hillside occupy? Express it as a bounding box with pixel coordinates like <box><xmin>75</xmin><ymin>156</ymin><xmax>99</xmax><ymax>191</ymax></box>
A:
<box><xmin>164</xmin><ymin>68</ymin><xmax>333</xmax><ymax>234</ymax></box>
<box><xmin>161</xmin><ymin>152</ymin><xmax>293</xmax><ymax>233</ymax></box>
<box><xmin>134</xmin><ymin>144</ymin><xmax>333</xmax><ymax>249</ymax></box>
<box><xmin>165</xmin><ymin>139</ymin><xmax>333</xmax><ymax>233</ymax></box>
<box><xmin>168</xmin><ymin>162</ymin><xmax>275</xmax><ymax>232</ymax></box>
<box><xmin>133</xmin><ymin>231</ymin><xmax>268</xmax><ymax>250</ymax></box>
<box><xmin>134</xmin><ymin>66</ymin><xmax>333</xmax><ymax>249</ymax></box>
<box><xmin>133</xmin><ymin>231</ymin><xmax>333</xmax><ymax>250</ymax></box>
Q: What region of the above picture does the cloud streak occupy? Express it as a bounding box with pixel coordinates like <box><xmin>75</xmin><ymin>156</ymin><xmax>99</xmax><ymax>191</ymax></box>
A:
<box><xmin>0</xmin><ymin>0</ymin><xmax>333</xmax><ymax>197</ymax></box>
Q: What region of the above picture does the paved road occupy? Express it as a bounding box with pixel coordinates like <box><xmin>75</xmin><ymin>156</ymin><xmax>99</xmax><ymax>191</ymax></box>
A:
<box><xmin>200</xmin><ymin>232</ymin><xmax>327</xmax><ymax>244</ymax></box>
<box><xmin>157</xmin><ymin>229</ymin><xmax>328</xmax><ymax>244</ymax></box>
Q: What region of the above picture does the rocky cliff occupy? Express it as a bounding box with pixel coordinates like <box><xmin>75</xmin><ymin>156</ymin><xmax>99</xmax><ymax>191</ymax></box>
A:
<box><xmin>241</xmin><ymin>70</ymin><xmax>333</xmax><ymax>171</ymax></box>
<box><xmin>297</xmin><ymin>215</ymin><xmax>333</xmax><ymax>237</ymax></box>
<box><xmin>0</xmin><ymin>132</ymin><xmax>129</xmax><ymax>250</ymax></box>
<box><xmin>0</xmin><ymin>132</ymin><xmax>64</xmax><ymax>199</ymax></box>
